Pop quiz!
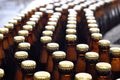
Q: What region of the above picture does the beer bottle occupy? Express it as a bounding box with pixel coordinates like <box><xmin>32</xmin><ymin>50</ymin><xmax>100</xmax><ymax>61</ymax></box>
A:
<box><xmin>85</xmin><ymin>52</ymin><xmax>99</xmax><ymax>80</ymax></box>
<box><xmin>52</xmin><ymin>51</ymin><xmax>66</xmax><ymax>80</ymax></box>
<box><xmin>46</xmin><ymin>42</ymin><xmax>59</xmax><ymax>74</ymax></box>
<box><xmin>14</xmin><ymin>51</ymin><xmax>28</xmax><ymax>80</ymax></box>
<box><xmin>75</xmin><ymin>44</ymin><xmax>89</xmax><ymax>73</ymax></box>
<box><xmin>75</xmin><ymin>72</ymin><xmax>92</xmax><ymax>80</ymax></box>
<box><xmin>0</xmin><ymin>68</ymin><xmax>4</xmax><ymax>80</ymax></box>
<box><xmin>95</xmin><ymin>62</ymin><xmax>112</xmax><ymax>80</ymax></box>
<box><xmin>21</xmin><ymin>60</ymin><xmax>36</xmax><ymax>80</ymax></box>
<box><xmin>34</xmin><ymin>71</ymin><xmax>51</xmax><ymax>80</ymax></box>
<box><xmin>58</xmin><ymin>60</ymin><xmax>74</xmax><ymax>80</ymax></box>
<box><xmin>98</xmin><ymin>40</ymin><xmax>110</xmax><ymax>62</ymax></box>
<box><xmin>110</xmin><ymin>47</ymin><xmax>120</xmax><ymax>80</ymax></box>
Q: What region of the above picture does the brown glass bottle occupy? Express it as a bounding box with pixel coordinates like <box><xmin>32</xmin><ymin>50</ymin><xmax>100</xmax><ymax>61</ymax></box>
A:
<box><xmin>95</xmin><ymin>62</ymin><xmax>112</xmax><ymax>80</ymax></box>
<box><xmin>34</xmin><ymin>71</ymin><xmax>51</xmax><ymax>80</ymax></box>
<box><xmin>0</xmin><ymin>68</ymin><xmax>4</xmax><ymax>80</ymax></box>
<box><xmin>46</xmin><ymin>42</ymin><xmax>59</xmax><ymax>74</ymax></box>
<box><xmin>21</xmin><ymin>60</ymin><xmax>36</xmax><ymax>80</ymax></box>
<box><xmin>98</xmin><ymin>40</ymin><xmax>110</xmax><ymax>63</ymax></box>
<box><xmin>14</xmin><ymin>51</ymin><xmax>28</xmax><ymax>80</ymax></box>
<box><xmin>85</xmin><ymin>52</ymin><xmax>99</xmax><ymax>80</ymax></box>
<box><xmin>75</xmin><ymin>44</ymin><xmax>89</xmax><ymax>73</ymax></box>
<box><xmin>58</xmin><ymin>60</ymin><xmax>74</xmax><ymax>80</ymax></box>
<box><xmin>110</xmin><ymin>47</ymin><xmax>120</xmax><ymax>80</ymax></box>
<box><xmin>52</xmin><ymin>51</ymin><xmax>66</xmax><ymax>80</ymax></box>
<box><xmin>75</xmin><ymin>72</ymin><xmax>92</xmax><ymax>80</ymax></box>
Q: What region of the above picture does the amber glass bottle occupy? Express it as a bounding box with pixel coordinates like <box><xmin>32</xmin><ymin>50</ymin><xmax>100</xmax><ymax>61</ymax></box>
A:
<box><xmin>75</xmin><ymin>72</ymin><xmax>92</xmax><ymax>80</ymax></box>
<box><xmin>75</xmin><ymin>44</ymin><xmax>89</xmax><ymax>73</ymax></box>
<box><xmin>34</xmin><ymin>71</ymin><xmax>51</xmax><ymax>80</ymax></box>
<box><xmin>85</xmin><ymin>52</ymin><xmax>99</xmax><ymax>80</ymax></box>
<box><xmin>52</xmin><ymin>51</ymin><xmax>66</xmax><ymax>80</ymax></box>
<box><xmin>110</xmin><ymin>47</ymin><xmax>120</xmax><ymax>80</ymax></box>
<box><xmin>95</xmin><ymin>62</ymin><xmax>112</xmax><ymax>80</ymax></box>
<box><xmin>14</xmin><ymin>51</ymin><xmax>28</xmax><ymax>80</ymax></box>
<box><xmin>98</xmin><ymin>40</ymin><xmax>110</xmax><ymax>63</ymax></box>
<box><xmin>58</xmin><ymin>60</ymin><xmax>74</xmax><ymax>80</ymax></box>
<box><xmin>0</xmin><ymin>68</ymin><xmax>4</xmax><ymax>80</ymax></box>
<box><xmin>21</xmin><ymin>60</ymin><xmax>36</xmax><ymax>80</ymax></box>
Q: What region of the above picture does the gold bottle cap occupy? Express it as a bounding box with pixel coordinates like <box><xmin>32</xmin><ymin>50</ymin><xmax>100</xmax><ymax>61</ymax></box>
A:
<box><xmin>85</xmin><ymin>52</ymin><xmax>99</xmax><ymax>60</ymax></box>
<box><xmin>66</xmin><ymin>29</ymin><xmax>76</xmax><ymax>34</ymax></box>
<box><xmin>58</xmin><ymin>60</ymin><xmax>74</xmax><ymax>70</ymax></box>
<box><xmin>98</xmin><ymin>40</ymin><xmax>110</xmax><ymax>47</ymax></box>
<box><xmin>89</xmin><ymin>28</ymin><xmax>100</xmax><ymax>33</ymax></box>
<box><xmin>45</xmin><ymin>25</ymin><xmax>55</xmax><ymax>31</ymax></box>
<box><xmin>42</xmin><ymin>30</ymin><xmax>53</xmax><ymax>36</ymax></box>
<box><xmin>52</xmin><ymin>51</ymin><xmax>66</xmax><ymax>59</ymax></box>
<box><xmin>34</xmin><ymin>71</ymin><xmax>50</xmax><ymax>80</ymax></box>
<box><xmin>68</xmin><ymin>14</ymin><xmax>77</xmax><ymax>18</ymax></box>
<box><xmin>66</xmin><ymin>34</ymin><xmax>77</xmax><ymax>41</ymax></box>
<box><xmin>18</xmin><ymin>30</ymin><xmax>28</xmax><ymax>37</ymax></box>
<box><xmin>40</xmin><ymin>36</ymin><xmax>52</xmax><ymax>44</ymax></box>
<box><xmin>55</xmin><ymin>7</ymin><xmax>62</xmax><ymax>12</ymax></box>
<box><xmin>14</xmin><ymin>36</ymin><xmax>25</xmax><ymax>43</ymax></box>
<box><xmin>66</xmin><ymin>24</ymin><xmax>76</xmax><ymax>29</ymax></box>
<box><xmin>21</xmin><ymin>60</ymin><xmax>36</xmax><ymax>69</ymax></box>
<box><xmin>13</xmin><ymin>16</ymin><xmax>22</xmax><ymax>21</ymax></box>
<box><xmin>39</xmin><ymin>8</ymin><xmax>46</xmax><ymax>12</ymax></box>
<box><xmin>76</xmin><ymin>44</ymin><xmax>89</xmax><ymax>52</ymax></box>
<box><xmin>0</xmin><ymin>34</ymin><xmax>4</xmax><ymax>41</ymax></box>
<box><xmin>0</xmin><ymin>68</ymin><xmax>4</xmax><ymax>78</ymax></box>
<box><xmin>47</xmin><ymin>42</ymin><xmax>59</xmax><ymax>51</ymax></box>
<box><xmin>110</xmin><ymin>47</ymin><xmax>120</xmax><ymax>56</ymax></box>
<box><xmin>67</xmin><ymin>20</ymin><xmax>77</xmax><ymax>24</ymax></box>
<box><xmin>49</xmin><ymin>17</ymin><xmax>58</xmax><ymax>22</ymax></box>
<box><xmin>86</xmin><ymin>16</ymin><xmax>95</xmax><ymax>20</ymax></box>
<box><xmin>18</xmin><ymin>42</ymin><xmax>31</xmax><ymax>50</ymax></box>
<box><xmin>23</xmin><ymin>25</ymin><xmax>33</xmax><ymax>31</ymax></box>
<box><xmin>4</xmin><ymin>23</ymin><xmax>14</xmax><ymax>29</ymax></box>
<box><xmin>88</xmin><ymin>23</ymin><xmax>98</xmax><ymax>28</ymax></box>
<box><xmin>9</xmin><ymin>19</ymin><xmax>18</xmax><ymax>24</ymax></box>
<box><xmin>54</xmin><ymin>3</ymin><xmax>61</xmax><ymax>7</ymax></box>
<box><xmin>14</xmin><ymin>51</ymin><xmax>28</xmax><ymax>59</ymax></box>
<box><xmin>75</xmin><ymin>73</ymin><xmax>92</xmax><ymax>80</ymax></box>
<box><xmin>30</xmin><ymin>17</ymin><xmax>39</xmax><ymax>22</ymax></box>
<box><xmin>26</xmin><ymin>21</ymin><xmax>36</xmax><ymax>27</ymax></box>
<box><xmin>0</xmin><ymin>28</ymin><xmax>9</xmax><ymax>34</ymax></box>
<box><xmin>91</xmin><ymin>33</ymin><xmax>102</xmax><ymax>40</ymax></box>
<box><xmin>68</xmin><ymin>17</ymin><xmax>76</xmax><ymax>21</ymax></box>
<box><xmin>35</xmin><ymin>12</ymin><xmax>43</xmax><ymax>16</ymax></box>
<box><xmin>47</xmin><ymin>22</ymin><xmax>57</xmax><ymax>26</ymax></box>
<box><xmin>96</xmin><ymin>62</ymin><xmax>111</xmax><ymax>72</ymax></box>
<box><xmin>32</xmin><ymin>15</ymin><xmax>40</xmax><ymax>19</ymax></box>
<box><xmin>87</xmin><ymin>20</ymin><xmax>96</xmax><ymax>24</ymax></box>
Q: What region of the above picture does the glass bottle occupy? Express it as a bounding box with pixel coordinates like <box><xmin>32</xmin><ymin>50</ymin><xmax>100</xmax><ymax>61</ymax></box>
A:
<box><xmin>21</xmin><ymin>60</ymin><xmax>36</xmax><ymax>80</ymax></box>
<box><xmin>85</xmin><ymin>52</ymin><xmax>99</xmax><ymax>80</ymax></box>
<box><xmin>75</xmin><ymin>72</ymin><xmax>92</xmax><ymax>80</ymax></box>
<box><xmin>34</xmin><ymin>71</ymin><xmax>51</xmax><ymax>80</ymax></box>
<box><xmin>0</xmin><ymin>68</ymin><xmax>4</xmax><ymax>80</ymax></box>
<box><xmin>58</xmin><ymin>60</ymin><xmax>74</xmax><ymax>80</ymax></box>
<box><xmin>75</xmin><ymin>44</ymin><xmax>89</xmax><ymax>73</ymax></box>
<box><xmin>110</xmin><ymin>47</ymin><xmax>120</xmax><ymax>80</ymax></box>
<box><xmin>52</xmin><ymin>51</ymin><xmax>66</xmax><ymax>80</ymax></box>
<box><xmin>95</xmin><ymin>62</ymin><xmax>112</xmax><ymax>80</ymax></box>
<box><xmin>98</xmin><ymin>40</ymin><xmax>110</xmax><ymax>63</ymax></box>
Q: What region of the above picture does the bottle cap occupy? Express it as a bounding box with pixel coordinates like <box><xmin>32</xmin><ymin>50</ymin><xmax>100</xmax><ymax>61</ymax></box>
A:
<box><xmin>9</xmin><ymin>19</ymin><xmax>18</xmax><ymax>24</ymax></box>
<box><xmin>39</xmin><ymin>8</ymin><xmax>46</xmax><ymax>12</ymax></box>
<box><xmin>74</xmin><ymin>5</ymin><xmax>81</xmax><ymax>11</ymax></box>
<box><xmin>86</xmin><ymin>16</ymin><xmax>95</xmax><ymax>20</ymax></box>
<box><xmin>58</xmin><ymin>60</ymin><xmax>74</xmax><ymax>70</ymax></box>
<box><xmin>68</xmin><ymin>17</ymin><xmax>76</xmax><ymax>21</ymax></box>
<box><xmin>110</xmin><ymin>47</ymin><xmax>120</xmax><ymax>56</ymax></box>
<box><xmin>54</xmin><ymin>3</ymin><xmax>61</xmax><ymax>7</ymax></box>
<box><xmin>66</xmin><ymin>34</ymin><xmax>77</xmax><ymax>41</ymax></box>
<box><xmin>42</xmin><ymin>30</ymin><xmax>53</xmax><ymax>36</ymax></box>
<box><xmin>35</xmin><ymin>12</ymin><xmax>43</xmax><ymax>16</ymax></box>
<box><xmin>98</xmin><ymin>40</ymin><xmax>110</xmax><ymax>47</ymax></box>
<box><xmin>23</xmin><ymin>25</ymin><xmax>33</xmax><ymax>31</ymax></box>
<box><xmin>17</xmin><ymin>13</ymin><xmax>25</xmax><ymax>18</ymax></box>
<box><xmin>66</xmin><ymin>29</ymin><xmax>76</xmax><ymax>34</ymax></box>
<box><xmin>0</xmin><ymin>68</ymin><xmax>4</xmax><ymax>78</ymax></box>
<box><xmin>96</xmin><ymin>62</ymin><xmax>111</xmax><ymax>72</ymax></box>
<box><xmin>34</xmin><ymin>71</ymin><xmax>50</xmax><ymax>80</ymax></box>
<box><xmin>76</xmin><ymin>44</ymin><xmax>89</xmax><ymax>52</ymax></box>
<box><xmin>32</xmin><ymin>15</ymin><xmax>40</xmax><ymax>19</ymax></box>
<box><xmin>18</xmin><ymin>42</ymin><xmax>31</xmax><ymax>50</ymax></box>
<box><xmin>14</xmin><ymin>51</ymin><xmax>28</xmax><ymax>60</ymax></box>
<box><xmin>13</xmin><ymin>16</ymin><xmax>22</xmax><ymax>21</ymax></box>
<box><xmin>66</xmin><ymin>24</ymin><xmax>76</xmax><ymax>29</ymax></box>
<box><xmin>18</xmin><ymin>30</ymin><xmax>28</xmax><ymax>37</ymax></box>
<box><xmin>46</xmin><ymin>10</ymin><xmax>54</xmax><ymax>14</ymax></box>
<box><xmin>85</xmin><ymin>52</ymin><xmax>99</xmax><ymax>60</ymax></box>
<box><xmin>0</xmin><ymin>34</ymin><xmax>4</xmax><ymax>41</ymax></box>
<box><xmin>47</xmin><ymin>22</ymin><xmax>57</xmax><ymax>26</ymax></box>
<box><xmin>14</xmin><ymin>36</ymin><xmax>25</xmax><ymax>43</ymax></box>
<box><xmin>0</xmin><ymin>28</ymin><xmax>9</xmax><ymax>34</ymax></box>
<box><xmin>89</xmin><ymin>28</ymin><xmax>100</xmax><ymax>33</ymax></box>
<box><xmin>40</xmin><ymin>36</ymin><xmax>52</xmax><ymax>44</ymax></box>
<box><xmin>49</xmin><ymin>17</ymin><xmax>58</xmax><ymax>22</ymax></box>
<box><xmin>52</xmin><ymin>51</ymin><xmax>66</xmax><ymax>59</ymax></box>
<box><xmin>91</xmin><ymin>33</ymin><xmax>102</xmax><ymax>40</ymax></box>
<box><xmin>45</xmin><ymin>25</ymin><xmax>55</xmax><ymax>31</ymax></box>
<box><xmin>53</xmin><ymin>12</ymin><xmax>61</xmax><ymax>16</ymax></box>
<box><xmin>4</xmin><ymin>23</ymin><xmax>14</xmax><ymax>29</ymax></box>
<box><xmin>67</xmin><ymin>20</ymin><xmax>77</xmax><ymax>24</ymax></box>
<box><xmin>88</xmin><ymin>23</ymin><xmax>98</xmax><ymax>28</ymax></box>
<box><xmin>47</xmin><ymin>43</ymin><xmax>59</xmax><ymax>51</ymax></box>
<box><xmin>75</xmin><ymin>73</ymin><xmax>92</xmax><ymax>80</ymax></box>
<box><xmin>26</xmin><ymin>21</ymin><xmax>36</xmax><ymax>27</ymax></box>
<box><xmin>30</xmin><ymin>18</ymin><xmax>39</xmax><ymax>23</ymax></box>
<box><xmin>87</xmin><ymin>20</ymin><xmax>96</xmax><ymax>24</ymax></box>
<box><xmin>55</xmin><ymin>7</ymin><xmax>62</xmax><ymax>12</ymax></box>
<box><xmin>21</xmin><ymin>60</ymin><xmax>36</xmax><ymax>69</ymax></box>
